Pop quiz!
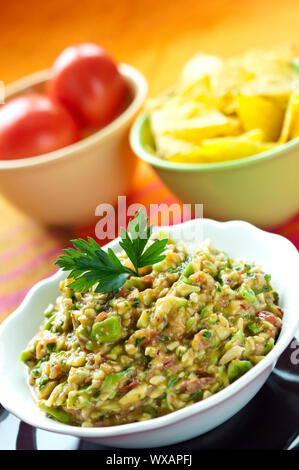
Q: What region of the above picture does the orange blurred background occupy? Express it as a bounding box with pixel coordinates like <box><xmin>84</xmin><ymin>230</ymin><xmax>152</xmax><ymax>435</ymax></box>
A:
<box><xmin>2</xmin><ymin>0</ymin><xmax>299</xmax><ymax>94</ymax></box>
<box><xmin>1</xmin><ymin>0</ymin><xmax>299</xmax><ymax>321</ymax></box>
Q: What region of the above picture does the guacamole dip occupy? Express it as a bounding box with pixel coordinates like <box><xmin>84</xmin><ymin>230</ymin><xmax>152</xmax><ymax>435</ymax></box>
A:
<box><xmin>21</xmin><ymin>239</ymin><xmax>282</xmax><ymax>427</ymax></box>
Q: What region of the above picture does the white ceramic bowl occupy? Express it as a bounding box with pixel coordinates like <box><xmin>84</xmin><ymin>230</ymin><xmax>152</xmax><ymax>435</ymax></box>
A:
<box><xmin>0</xmin><ymin>218</ymin><xmax>298</xmax><ymax>448</ymax></box>
<box><xmin>0</xmin><ymin>65</ymin><xmax>147</xmax><ymax>226</ymax></box>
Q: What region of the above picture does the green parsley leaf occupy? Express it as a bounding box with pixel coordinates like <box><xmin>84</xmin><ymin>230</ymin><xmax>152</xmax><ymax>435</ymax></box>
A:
<box><xmin>166</xmin><ymin>375</ymin><xmax>178</xmax><ymax>393</ymax></box>
<box><xmin>160</xmin><ymin>334</ymin><xmax>169</xmax><ymax>341</ymax></box>
<box><xmin>56</xmin><ymin>238</ymin><xmax>133</xmax><ymax>295</ymax></box>
<box><xmin>135</xmin><ymin>336</ymin><xmax>146</xmax><ymax>347</ymax></box>
<box><xmin>132</xmin><ymin>298</ymin><xmax>140</xmax><ymax>308</ymax></box>
<box><xmin>55</xmin><ymin>209</ymin><xmax>168</xmax><ymax>295</ymax></box>
<box><xmin>203</xmin><ymin>330</ymin><xmax>212</xmax><ymax>340</ymax></box>
<box><xmin>119</xmin><ymin>209</ymin><xmax>168</xmax><ymax>273</ymax></box>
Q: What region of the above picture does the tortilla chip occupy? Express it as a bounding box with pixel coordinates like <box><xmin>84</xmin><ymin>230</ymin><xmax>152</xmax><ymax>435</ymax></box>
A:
<box><xmin>180</xmin><ymin>53</ymin><xmax>223</xmax><ymax>88</ymax></box>
<box><xmin>163</xmin><ymin>110</ymin><xmax>240</xmax><ymax>144</ymax></box>
<box><xmin>149</xmin><ymin>97</ymin><xmax>208</xmax><ymax>134</ymax></box>
<box><xmin>154</xmin><ymin>135</ymin><xmax>197</xmax><ymax>159</ymax></box>
<box><xmin>237</xmin><ymin>95</ymin><xmax>284</xmax><ymax>141</ymax></box>
<box><xmin>199</xmin><ymin>135</ymin><xmax>276</xmax><ymax>161</ymax></box>
<box><xmin>169</xmin><ymin>131</ymin><xmax>275</xmax><ymax>164</ymax></box>
<box><xmin>279</xmin><ymin>89</ymin><xmax>299</xmax><ymax>142</ymax></box>
<box><xmin>148</xmin><ymin>44</ymin><xmax>299</xmax><ymax>163</ymax></box>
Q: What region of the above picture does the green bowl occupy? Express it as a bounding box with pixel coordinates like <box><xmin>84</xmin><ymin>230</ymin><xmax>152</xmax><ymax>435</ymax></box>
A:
<box><xmin>130</xmin><ymin>114</ymin><xmax>299</xmax><ymax>227</ymax></box>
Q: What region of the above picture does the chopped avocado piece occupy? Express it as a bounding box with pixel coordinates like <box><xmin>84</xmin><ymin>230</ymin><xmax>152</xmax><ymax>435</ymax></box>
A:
<box><xmin>248</xmin><ymin>321</ymin><xmax>262</xmax><ymax>335</ymax></box>
<box><xmin>202</xmin><ymin>260</ymin><xmax>218</xmax><ymax>276</ymax></box>
<box><xmin>152</xmin><ymin>253</ymin><xmax>182</xmax><ymax>273</ymax></box>
<box><xmin>20</xmin><ymin>350</ymin><xmax>32</xmax><ymax>363</ymax></box>
<box><xmin>172</xmin><ymin>296</ymin><xmax>188</xmax><ymax>308</ymax></box>
<box><xmin>91</xmin><ymin>316</ymin><xmax>122</xmax><ymax>344</ymax></box>
<box><xmin>200</xmin><ymin>304</ymin><xmax>213</xmax><ymax>318</ymax></box>
<box><xmin>186</xmin><ymin>317</ymin><xmax>195</xmax><ymax>330</ymax></box>
<box><xmin>43</xmin><ymin>304</ymin><xmax>55</xmax><ymax>318</ymax></box>
<box><xmin>263</xmin><ymin>337</ymin><xmax>275</xmax><ymax>355</ymax></box>
<box><xmin>183</xmin><ymin>262</ymin><xmax>195</xmax><ymax>278</ymax></box>
<box><xmin>38</xmin><ymin>373</ymin><xmax>50</xmax><ymax>390</ymax></box>
<box><xmin>156</xmin><ymin>296</ymin><xmax>188</xmax><ymax>315</ymax></box>
<box><xmin>109</xmin><ymin>345</ymin><xmax>122</xmax><ymax>357</ymax></box>
<box><xmin>267</xmin><ymin>304</ymin><xmax>282</xmax><ymax>317</ymax></box>
<box><xmin>100</xmin><ymin>369</ymin><xmax>132</xmax><ymax>399</ymax></box>
<box><xmin>43</xmin><ymin>313</ymin><xmax>57</xmax><ymax>331</ymax></box>
<box><xmin>137</xmin><ymin>310</ymin><xmax>150</xmax><ymax>328</ymax></box>
<box><xmin>239</xmin><ymin>285</ymin><xmax>257</xmax><ymax>304</ymax></box>
<box><xmin>152</xmin><ymin>261</ymin><xmax>167</xmax><ymax>272</ymax></box>
<box><xmin>101</xmin><ymin>367</ymin><xmax>136</xmax><ymax>398</ymax></box>
<box><xmin>249</xmin><ymin>355</ymin><xmax>264</xmax><ymax>364</ymax></box>
<box><xmin>228</xmin><ymin>359</ymin><xmax>252</xmax><ymax>382</ymax></box>
<box><xmin>215</xmin><ymin>281</ymin><xmax>222</xmax><ymax>292</ymax></box>
<box><xmin>209</xmin><ymin>349</ymin><xmax>220</xmax><ymax>365</ymax></box>
<box><xmin>224</xmin><ymin>330</ymin><xmax>244</xmax><ymax>351</ymax></box>
<box><xmin>40</xmin><ymin>405</ymin><xmax>70</xmax><ymax>424</ymax></box>
<box><xmin>124</xmin><ymin>277</ymin><xmax>149</xmax><ymax>290</ymax></box>
<box><xmin>67</xmin><ymin>390</ymin><xmax>91</xmax><ymax>409</ymax></box>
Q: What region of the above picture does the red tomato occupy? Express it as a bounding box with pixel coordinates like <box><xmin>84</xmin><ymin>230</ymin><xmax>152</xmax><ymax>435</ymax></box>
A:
<box><xmin>0</xmin><ymin>94</ymin><xmax>80</xmax><ymax>160</ymax></box>
<box><xmin>256</xmin><ymin>311</ymin><xmax>282</xmax><ymax>330</ymax></box>
<box><xmin>47</xmin><ymin>43</ymin><xmax>129</xmax><ymax>128</ymax></box>
<box><xmin>119</xmin><ymin>381</ymin><xmax>139</xmax><ymax>394</ymax></box>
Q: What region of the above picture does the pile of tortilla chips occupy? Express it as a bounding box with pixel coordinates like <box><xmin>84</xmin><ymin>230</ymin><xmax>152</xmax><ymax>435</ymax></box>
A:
<box><xmin>147</xmin><ymin>44</ymin><xmax>299</xmax><ymax>163</ymax></box>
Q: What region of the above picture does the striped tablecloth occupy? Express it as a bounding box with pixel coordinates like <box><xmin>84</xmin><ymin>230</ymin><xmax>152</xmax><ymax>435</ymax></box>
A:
<box><xmin>0</xmin><ymin>160</ymin><xmax>298</xmax><ymax>322</ymax></box>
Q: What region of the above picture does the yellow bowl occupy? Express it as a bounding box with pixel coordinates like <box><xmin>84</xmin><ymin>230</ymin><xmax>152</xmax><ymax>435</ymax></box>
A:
<box><xmin>0</xmin><ymin>65</ymin><xmax>148</xmax><ymax>226</ymax></box>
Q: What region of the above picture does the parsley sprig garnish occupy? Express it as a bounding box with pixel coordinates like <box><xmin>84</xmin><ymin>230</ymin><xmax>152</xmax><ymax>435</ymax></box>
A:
<box><xmin>55</xmin><ymin>209</ymin><xmax>168</xmax><ymax>295</ymax></box>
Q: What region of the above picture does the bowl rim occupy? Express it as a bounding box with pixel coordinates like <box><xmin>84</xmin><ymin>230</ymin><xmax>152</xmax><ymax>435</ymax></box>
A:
<box><xmin>0</xmin><ymin>64</ymin><xmax>148</xmax><ymax>170</ymax></box>
<box><xmin>130</xmin><ymin>113</ymin><xmax>299</xmax><ymax>173</ymax></box>
<box><xmin>0</xmin><ymin>218</ymin><xmax>298</xmax><ymax>439</ymax></box>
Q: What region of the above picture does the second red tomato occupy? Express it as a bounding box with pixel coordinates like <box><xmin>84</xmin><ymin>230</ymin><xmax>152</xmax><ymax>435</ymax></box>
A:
<box><xmin>48</xmin><ymin>43</ymin><xmax>129</xmax><ymax>129</ymax></box>
<box><xmin>0</xmin><ymin>94</ymin><xmax>80</xmax><ymax>160</ymax></box>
